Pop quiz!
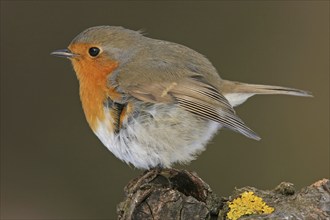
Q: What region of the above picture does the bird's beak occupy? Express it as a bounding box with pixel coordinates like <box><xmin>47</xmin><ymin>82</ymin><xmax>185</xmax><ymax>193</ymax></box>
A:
<box><xmin>50</xmin><ymin>49</ymin><xmax>77</xmax><ymax>58</ymax></box>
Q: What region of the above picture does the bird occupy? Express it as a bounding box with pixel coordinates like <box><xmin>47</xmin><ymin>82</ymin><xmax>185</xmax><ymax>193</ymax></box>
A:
<box><xmin>51</xmin><ymin>26</ymin><xmax>312</xmax><ymax>169</ymax></box>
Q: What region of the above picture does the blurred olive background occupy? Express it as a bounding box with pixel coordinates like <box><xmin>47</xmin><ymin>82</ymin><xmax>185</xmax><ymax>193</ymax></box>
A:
<box><xmin>1</xmin><ymin>1</ymin><xmax>329</xmax><ymax>219</ymax></box>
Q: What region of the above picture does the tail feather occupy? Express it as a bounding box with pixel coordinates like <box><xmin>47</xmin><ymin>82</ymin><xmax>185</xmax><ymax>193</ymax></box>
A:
<box><xmin>220</xmin><ymin>80</ymin><xmax>312</xmax><ymax>107</ymax></box>
<box><xmin>240</xmin><ymin>83</ymin><xmax>313</xmax><ymax>97</ymax></box>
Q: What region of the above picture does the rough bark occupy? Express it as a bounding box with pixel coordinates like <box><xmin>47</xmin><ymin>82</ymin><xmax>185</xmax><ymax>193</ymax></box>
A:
<box><xmin>117</xmin><ymin>168</ymin><xmax>329</xmax><ymax>220</ymax></box>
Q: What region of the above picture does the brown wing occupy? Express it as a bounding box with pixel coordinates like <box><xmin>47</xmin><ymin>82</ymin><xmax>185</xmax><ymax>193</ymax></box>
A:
<box><xmin>108</xmin><ymin>57</ymin><xmax>260</xmax><ymax>140</ymax></box>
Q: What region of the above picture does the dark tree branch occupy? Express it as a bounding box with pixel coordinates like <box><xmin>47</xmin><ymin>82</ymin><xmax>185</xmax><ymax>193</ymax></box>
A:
<box><xmin>117</xmin><ymin>168</ymin><xmax>329</xmax><ymax>220</ymax></box>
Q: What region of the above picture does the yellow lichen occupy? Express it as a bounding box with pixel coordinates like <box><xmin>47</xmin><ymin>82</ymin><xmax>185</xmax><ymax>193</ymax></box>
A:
<box><xmin>227</xmin><ymin>191</ymin><xmax>274</xmax><ymax>220</ymax></box>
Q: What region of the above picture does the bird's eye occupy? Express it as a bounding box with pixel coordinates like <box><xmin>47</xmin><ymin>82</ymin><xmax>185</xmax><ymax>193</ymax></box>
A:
<box><xmin>88</xmin><ymin>47</ymin><xmax>100</xmax><ymax>57</ymax></box>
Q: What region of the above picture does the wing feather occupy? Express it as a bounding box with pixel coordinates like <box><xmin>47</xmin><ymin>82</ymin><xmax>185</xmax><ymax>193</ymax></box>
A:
<box><xmin>109</xmin><ymin>56</ymin><xmax>260</xmax><ymax>140</ymax></box>
<box><xmin>174</xmin><ymin>94</ymin><xmax>260</xmax><ymax>140</ymax></box>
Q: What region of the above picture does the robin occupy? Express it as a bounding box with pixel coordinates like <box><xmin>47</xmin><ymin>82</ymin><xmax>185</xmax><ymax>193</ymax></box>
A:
<box><xmin>51</xmin><ymin>26</ymin><xmax>312</xmax><ymax>169</ymax></box>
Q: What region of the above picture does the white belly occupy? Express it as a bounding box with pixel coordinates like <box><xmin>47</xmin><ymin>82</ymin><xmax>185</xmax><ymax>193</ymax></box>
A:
<box><xmin>93</xmin><ymin>103</ymin><xmax>220</xmax><ymax>169</ymax></box>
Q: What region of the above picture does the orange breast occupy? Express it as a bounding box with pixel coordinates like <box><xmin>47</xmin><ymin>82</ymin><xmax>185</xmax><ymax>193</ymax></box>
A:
<box><xmin>69</xmin><ymin>43</ymin><xmax>120</xmax><ymax>131</ymax></box>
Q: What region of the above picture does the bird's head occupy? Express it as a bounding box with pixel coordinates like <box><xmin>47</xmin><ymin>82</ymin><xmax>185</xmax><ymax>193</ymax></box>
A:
<box><xmin>51</xmin><ymin>26</ymin><xmax>143</xmax><ymax>81</ymax></box>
